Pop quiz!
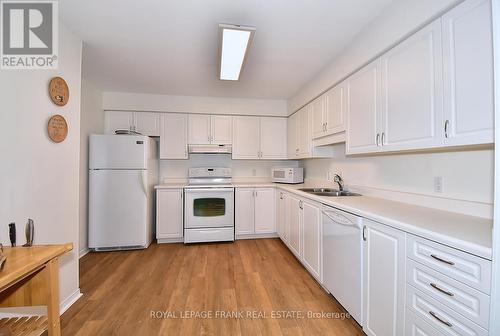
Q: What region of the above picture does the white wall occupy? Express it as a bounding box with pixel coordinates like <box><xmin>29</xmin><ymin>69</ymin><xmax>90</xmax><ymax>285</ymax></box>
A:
<box><xmin>79</xmin><ymin>78</ymin><xmax>103</xmax><ymax>257</ymax></box>
<box><xmin>159</xmin><ymin>154</ymin><xmax>298</xmax><ymax>182</ymax></box>
<box><xmin>103</xmin><ymin>92</ymin><xmax>287</xmax><ymax>116</ymax></box>
<box><xmin>0</xmin><ymin>25</ymin><xmax>83</xmax><ymax>310</ymax></box>
<box><xmin>289</xmin><ymin>0</ymin><xmax>461</xmax><ymax>113</ymax></box>
<box><xmin>301</xmin><ymin>145</ymin><xmax>494</xmax><ymax>218</ymax></box>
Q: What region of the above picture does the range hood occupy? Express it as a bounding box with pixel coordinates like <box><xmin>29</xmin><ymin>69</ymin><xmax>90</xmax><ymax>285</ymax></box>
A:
<box><xmin>188</xmin><ymin>144</ymin><xmax>232</xmax><ymax>154</ymax></box>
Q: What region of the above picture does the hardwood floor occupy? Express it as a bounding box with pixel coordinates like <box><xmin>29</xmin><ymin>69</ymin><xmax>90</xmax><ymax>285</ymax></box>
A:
<box><xmin>62</xmin><ymin>239</ymin><xmax>364</xmax><ymax>335</ymax></box>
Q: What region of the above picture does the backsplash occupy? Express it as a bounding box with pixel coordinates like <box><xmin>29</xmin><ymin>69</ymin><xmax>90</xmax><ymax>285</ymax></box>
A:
<box><xmin>300</xmin><ymin>144</ymin><xmax>494</xmax><ymax>218</ymax></box>
<box><xmin>159</xmin><ymin>154</ymin><xmax>298</xmax><ymax>182</ymax></box>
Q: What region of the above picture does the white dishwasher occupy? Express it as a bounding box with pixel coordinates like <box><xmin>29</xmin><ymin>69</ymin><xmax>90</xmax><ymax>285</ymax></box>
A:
<box><xmin>322</xmin><ymin>205</ymin><xmax>363</xmax><ymax>326</ymax></box>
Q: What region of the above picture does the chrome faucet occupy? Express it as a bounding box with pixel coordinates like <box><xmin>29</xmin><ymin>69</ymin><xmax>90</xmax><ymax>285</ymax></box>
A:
<box><xmin>333</xmin><ymin>174</ymin><xmax>344</xmax><ymax>191</ymax></box>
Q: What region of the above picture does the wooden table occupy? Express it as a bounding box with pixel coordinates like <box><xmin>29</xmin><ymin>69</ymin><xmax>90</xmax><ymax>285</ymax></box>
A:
<box><xmin>0</xmin><ymin>244</ymin><xmax>73</xmax><ymax>336</ymax></box>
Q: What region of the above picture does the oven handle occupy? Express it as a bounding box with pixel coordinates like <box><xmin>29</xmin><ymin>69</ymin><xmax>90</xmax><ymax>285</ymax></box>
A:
<box><xmin>184</xmin><ymin>188</ymin><xmax>234</xmax><ymax>193</ymax></box>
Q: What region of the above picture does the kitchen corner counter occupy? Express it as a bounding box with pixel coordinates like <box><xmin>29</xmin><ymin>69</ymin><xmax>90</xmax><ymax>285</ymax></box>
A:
<box><xmin>232</xmin><ymin>182</ymin><xmax>277</xmax><ymax>188</ymax></box>
<box><xmin>154</xmin><ymin>183</ymin><xmax>187</xmax><ymax>189</ymax></box>
<box><xmin>277</xmin><ymin>184</ymin><xmax>493</xmax><ymax>260</ymax></box>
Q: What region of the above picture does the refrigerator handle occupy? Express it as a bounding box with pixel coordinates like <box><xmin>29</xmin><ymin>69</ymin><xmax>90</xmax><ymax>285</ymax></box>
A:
<box><xmin>140</xmin><ymin>170</ymin><xmax>147</xmax><ymax>196</ymax></box>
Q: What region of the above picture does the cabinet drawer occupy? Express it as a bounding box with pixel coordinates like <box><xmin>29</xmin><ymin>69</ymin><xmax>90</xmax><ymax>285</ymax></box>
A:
<box><xmin>407</xmin><ymin>259</ymin><xmax>489</xmax><ymax>329</ymax></box>
<box><xmin>407</xmin><ymin>235</ymin><xmax>491</xmax><ymax>293</ymax></box>
<box><xmin>406</xmin><ymin>285</ymin><xmax>488</xmax><ymax>336</ymax></box>
<box><xmin>405</xmin><ymin>308</ymin><xmax>441</xmax><ymax>336</ymax></box>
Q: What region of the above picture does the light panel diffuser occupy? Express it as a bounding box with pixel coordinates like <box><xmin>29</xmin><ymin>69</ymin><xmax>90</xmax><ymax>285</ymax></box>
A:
<box><xmin>219</xmin><ymin>24</ymin><xmax>255</xmax><ymax>81</ymax></box>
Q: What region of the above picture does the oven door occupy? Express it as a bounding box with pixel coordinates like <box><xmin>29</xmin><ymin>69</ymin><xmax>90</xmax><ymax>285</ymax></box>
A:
<box><xmin>184</xmin><ymin>188</ymin><xmax>234</xmax><ymax>228</ymax></box>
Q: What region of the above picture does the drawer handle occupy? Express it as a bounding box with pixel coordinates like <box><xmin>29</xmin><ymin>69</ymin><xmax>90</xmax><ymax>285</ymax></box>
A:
<box><xmin>430</xmin><ymin>283</ymin><xmax>454</xmax><ymax>297</ymax></box>
<box><xmin>429</xmin><ymin>311</ymin><xmax>453</xmax><ymax>327</ymax></box>
<box><xmin>430</xmin><ymin>254</ymin><xmax>455</xmax><ymax>266</ymax></box>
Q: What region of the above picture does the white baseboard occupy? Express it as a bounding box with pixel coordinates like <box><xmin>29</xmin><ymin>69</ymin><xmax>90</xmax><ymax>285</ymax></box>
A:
<box><xmin>157</xmin><ymin>238</ymin><xmax>184</xmax><ymax>244</ymax></box>
<box><xmin>60</xmin><ymin>289</ymin><xmax>82</xmax><ymax>315</ymax></box>
<box><xmin>236</xmin><ymin>233</ymin><xmax>278</xmax><ymax>240</ymax></box>
<box><xmin>79</xmin><ymin>248</ymin><xmax>90</xmax><ymax>258</ymax></box>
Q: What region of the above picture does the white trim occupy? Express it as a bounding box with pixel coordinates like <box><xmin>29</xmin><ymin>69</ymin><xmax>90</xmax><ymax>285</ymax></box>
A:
<box><xmin>490</xmin><ymin>0</ymin><xmax>500</xmax><ymax>333</ymax></box>
<box><xmin>157</xmin><ymin>238</ymin><xmax>184</xmax><ymax>244</ymax></box>
<box><xmin>79</xmin><ymin>248</ymin><xmax>90</xmax><ymax>258</ymax></box>
<box><xmin>60</xmin><ymin>289</ymin><xmax>82</xmax><ymax>315</ymax></box>
<box><xmin>236</xmin><ymin>233</ymin><xmax>278</xmax><ymax>240</ymax></box>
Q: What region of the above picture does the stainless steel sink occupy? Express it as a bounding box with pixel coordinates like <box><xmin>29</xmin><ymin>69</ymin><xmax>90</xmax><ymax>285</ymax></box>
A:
<box><xmin>298</xmin><ymin>188</ymin><xmax>361</xmax><ymax>197</ymax></box>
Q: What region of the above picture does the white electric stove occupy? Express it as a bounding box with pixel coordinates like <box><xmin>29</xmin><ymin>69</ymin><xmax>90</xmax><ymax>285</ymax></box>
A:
<box><xmin>184</xmin><ymin>167</ymin><xmax>234</xmax><ymax>243</ymax></box>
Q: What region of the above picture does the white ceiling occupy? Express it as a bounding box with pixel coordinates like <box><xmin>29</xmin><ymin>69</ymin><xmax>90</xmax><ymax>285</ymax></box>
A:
<box><xmin>61</xmin><ymin>0</ymin><xmax>393</xmax><ymax>99</ymax></box>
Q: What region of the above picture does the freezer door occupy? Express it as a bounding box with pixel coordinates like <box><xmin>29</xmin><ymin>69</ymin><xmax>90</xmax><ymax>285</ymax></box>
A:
<box><xmin>89</xmin><ymin>169</ymin><xmax>148</xmax><ymax>249</ymax></box>
<box><xmin>89</xmin><ymin>134</ymin><xmax>149</xmax><ymax>169</ymax></box>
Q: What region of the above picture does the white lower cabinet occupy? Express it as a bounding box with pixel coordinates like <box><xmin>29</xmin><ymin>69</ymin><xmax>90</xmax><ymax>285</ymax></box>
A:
<box><xmin>363</xmin><ymin>219</ymin><xmax>406</xmax><ymax>336</ymax></box>
<box><xmin>286</xmin><ymin>194</ymin><xmax>302</xmax><ymax>257</ymax></box>
<box><xmin>405</xmin><ymin>308</ymin><xmax>441</xmax><ymax>336</ymax></box>
<box><xmin>156</xmin><ymin>189</ymin><xmax>183</xmax><ymax>241</ymax></box>
<box><xmin>276</xmin><ymin>190</ymin><xmax>288</xmax><ymax>243</ymax></box>
<box><xmin>235</xmin><ymin>188</ymin><xmax>275</xmax><ymax>236</ymax></box>
<box><xmin>301</xmin><ymin>199</ymin><xmax>322</xmax><ymax>281</ymax></box>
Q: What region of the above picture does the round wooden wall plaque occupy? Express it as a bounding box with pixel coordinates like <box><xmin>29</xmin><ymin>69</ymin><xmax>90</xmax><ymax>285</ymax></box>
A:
<box><xmin>47</xmin><ymin>115</ymin><xmax>68</xmax><ymax>143</ymax></box>
<box><xmin>48</xmin><ymin>77</ymin><xmax>69</xmax><ymax>106</ymax></box>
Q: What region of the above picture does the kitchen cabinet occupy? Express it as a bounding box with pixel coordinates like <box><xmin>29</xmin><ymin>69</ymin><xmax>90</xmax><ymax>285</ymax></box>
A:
<box><xmin>156</xmin><ymin>189</ymin><xmax>183</xmax><ymax>241</ymax></box>
<box><xmin>346</xmin><ymin>59</ymin><xmax>381</xmax><ymax>155</ymax></box>
<box><xmin>287</xmin><ymin>113</ymin><xmax>298</xmax><ymax>158</ymax></box>
<box><xmin>442</xmin><ymin>0</ymin><xmax>494</xmax><ymax>146</ymax></box>
<box><xmin>276</xmin><ymin>190</ymin><xmax>288</xmax><ymax>243</ymax></box>
<box><xmin>286</xmin><ymin>194</ymin><xmax>302</xmax><ymax>257</ymax></box>
<box><xmin>363</xmin><ymin>219</ymin><xmax>406</xmax><ymax>336</ymax></box>
<box><xmin>160</xmin><ymin>113</ymin><xmax>188</xmax><ymax>159</ymax></box>
<box><xmin>301</xmin><ymin>199</ymin><xmax>322</xmax><ymax>281</ymax></box>
<box><xmin>232</xmin><ymin>116</ymin><xmax>287</xmax><ymax>160</ymax></box>
<box><xmin>235</xmin><ymin>188</ymin><xmax>275</xmax><ymax>236</ymax></box>
<box><xmin>312</xmin><ymin>83</ymin><xmax>346</xmax><ymax>139</ymax></box>
<box><xmin>105</xmin><ymin>111</ymin><xmax>160</xmax><ymax>136</ymax></box>
<box><xmin>380</xmin><ymin>20</ymin><xmax>443</xmax><ymax>152</ymax></box>
<box><xmin>188</xmin><ymin>114</ymin><xmax>232</xmax><ymax>145</ymax></box>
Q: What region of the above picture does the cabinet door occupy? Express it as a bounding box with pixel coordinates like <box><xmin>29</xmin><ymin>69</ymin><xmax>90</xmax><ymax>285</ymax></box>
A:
<box><xmin>160</xmin><ymin>113</ymin><xmax>188</xmax><ymax>159</ymax></box>
<box><xmin>156</xmin><ymin>189</ymin><xmax>183</xmax><ymax>239</ymax></box>
<box><xmin>232</xmin><ymin>116</ymin><xmax>260</xmax><ymax>159</ymax></box>
<box><xmin>380</xmin><ymin>20</ymin><xmax>443</xmax><ymax>152</ymax></box>
<box><xmin>188</xmin><ymin>114</ymin><xmax>211</xmax><ymax>144</ymax></box>
<box><xmin>276</xmin><ymin>191</ymin><xmax>286</xmax><ymax>241</ymax></box>
<box><xmin>442</xmin><ymin>0</ymin><xmax>494</xmax><ymax>146</ymax></box>
<box><xmin>260</xmin><ymin>118</ymin><xmax>287</xmax><ymax>159</ymax></box>
<box><xmin>302</xmin><ymin>200</ymin><xmax>322</xmax><ymax>281</ymax></box>
<box><xmin>325</xmin><ymin>82</ymin><xmax>346</xmax><ymax>135</ymax></box>
<box><xmin>235</xmin><ymin>188</ymin><xmax>255</xmax><ymax>235</ymax></box>
<box><xmin>135</xmin><ymin>112</ymin><xmax>160</xmax><ymax>136</ymax></box>
<box><xmin>104</xmin><ymin>111</ymin><xmax>134</xmax><ymax>134</ymax></box>
<box><xmin>287</xmin><ymin>113</ymin><xmax>298</xmax><ymax>159</ymax></box>
<box><xmin>286</xmin><ymin>195</ymin><xmax>302</xmax><ymax>257</ymax></box>
<box><xmin>297</xmin><ymin>106</ymin><xmax>311</xmax><ymax>157</ymax></box>
<box><xmin>311</xmin><ymin>96</ymin><xmax>326</xmax><ymax>139</ymax></box>
<box><xmin>346</xmin><ymin>59</ymin><xmax>381</xmax><ymax>154</ymax></box>
<box><xmin>363</xmin><ymin>220</ymin><xmax>406</xmax><ymax>336</ymax></box>
<box><xmin>211</xmin><ymin>115</ymin><xmax>232</xmax><ymax>144</ymax></box>
<box><xmin>254</xmin><ymin>188</ymin><xmax>276</xmax><ymax>233</ymax></box>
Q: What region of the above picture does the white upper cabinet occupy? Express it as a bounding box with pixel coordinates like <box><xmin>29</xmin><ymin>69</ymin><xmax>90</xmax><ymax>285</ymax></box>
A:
<box><xmin>287</xmin><ymin>112</ymin><xmax>299</xmax><ymax>158</ymax></box>
<box><xmin>211</xmin><ymin>115</ymin><xmax>232</xmax><ymax>144</ymax></box>
<box><xmin>325</xmin><ymin>82</ymin><xmax>346</xmax><ymax>135</ymax></box>
<box><xmin>188</xmin><ymin>115</ymin><xmax>232</xmax><ymax>145</ymax></box>
<box><xmin>105</xmin><ymin>111</ymin><xmax>159</xmax><ymax>136</ymax></box>
<box><xmin>380</xmin><ymin>20</ymin><xmax>444</xmax><ymax>152</ymax></box>
<box><xmin>135</xmin><ymin>112</ymin><xmax>160</xmax><ymax>136</ymax></box>
<box><xmin>188</xmin><ymin>114</ymin><xmax>211</xmax><ymax>144</ymax></box>
<box><xmin>260</xmin><ymin>118</ymin><xmax>287</xmax><ymax>159</ymax></box>
<box><xmin>346</xmin><ymin>59</ymin><xmax>381</xmax><ymax>155</ymax></box>
<box><xmin>311</xmin><ymin>96</ymin><xmax>327</xmax><ymax>139</ymax></box>
<box><xmin>232</xmin><ymin>116</ymin><xmax>287</xmax><ymax>160</ymax></box>
<box><xmin>297</xmin><ymin>106</ymin><xmax>311</xmax><ymax>157</ymax></box>
<box><xmin>160</xmin><ymin>113</ymin><xmax>188</xmax><ymax>159</ymax></box>
<box><xmin>105</xmin><ymin>111</ymin><xmax>134</xmax><ymax>134</ymax></box>
<box><xmin>442</xmin><ymin>0</ymin><xmax>494</xmax><ymax>146</ymax></box>
<box><xmin>232</xmin><ymin>116</ymin><xmax>261</xmax><ymax>159</ymax></box>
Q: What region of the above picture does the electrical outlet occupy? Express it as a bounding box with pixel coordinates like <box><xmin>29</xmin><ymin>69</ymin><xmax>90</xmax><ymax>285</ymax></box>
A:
<box><xmin>434</xmin><ymin>176</ymin><xmax>443</xmax><ymax>193</ymax></box>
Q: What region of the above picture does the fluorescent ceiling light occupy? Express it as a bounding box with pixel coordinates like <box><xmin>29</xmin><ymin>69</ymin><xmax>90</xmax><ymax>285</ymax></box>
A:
<box><xmin>219</xmin><ymin>24</ymin><xmax>255</xmax><ymax>81</ymax></box>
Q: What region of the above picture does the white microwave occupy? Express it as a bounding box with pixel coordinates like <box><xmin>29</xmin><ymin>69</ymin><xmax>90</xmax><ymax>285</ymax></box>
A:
<box><xmin>272</xmin><ymin>167</ymin><xmax>303</xmax><ymax>184</ymax></box>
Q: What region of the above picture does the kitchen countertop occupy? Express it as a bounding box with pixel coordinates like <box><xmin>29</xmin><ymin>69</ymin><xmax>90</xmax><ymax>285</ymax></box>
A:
<box><xmin>277</xmin><ymin>184</ymin><xmax>493</xmax><ymax>260</ymax></box>
<box><xmin>154</xmin><ymin>181</ymin><xmax>493</xmax><ymax>259</ymax></box>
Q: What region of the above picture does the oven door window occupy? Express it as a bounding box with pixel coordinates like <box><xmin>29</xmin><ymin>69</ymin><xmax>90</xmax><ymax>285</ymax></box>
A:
<box><xmin>193</xmin><ymin>198</ymin><xmax>226</xmax><ymax>217</ymax></box>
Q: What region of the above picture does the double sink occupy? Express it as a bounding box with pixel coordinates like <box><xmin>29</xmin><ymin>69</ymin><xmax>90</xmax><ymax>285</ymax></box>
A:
<box><xmin>298</xmin><ymin>188</ymin><xmax>361</xmax><ymax>197</ymax></box>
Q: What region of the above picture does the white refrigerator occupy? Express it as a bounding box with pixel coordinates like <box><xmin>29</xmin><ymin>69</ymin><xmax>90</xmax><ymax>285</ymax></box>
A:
<box><xmin>89</xmin><ymin>134</ymin><xmax>158</xmax><ymax>250</ymax></box>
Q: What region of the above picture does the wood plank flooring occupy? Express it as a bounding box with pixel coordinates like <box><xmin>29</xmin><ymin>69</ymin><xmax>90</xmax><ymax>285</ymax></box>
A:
<box><xmin>61</xmin><ymin>239</ymin><xmax>364</xmax><ymax>336</ymax></box>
